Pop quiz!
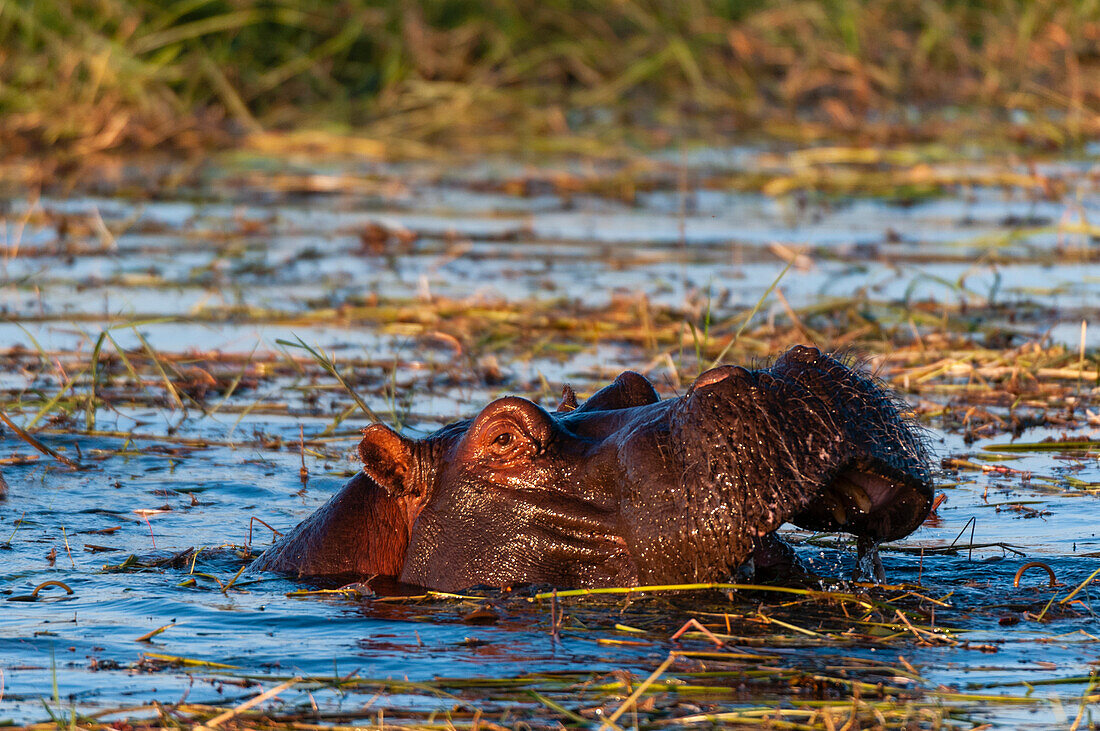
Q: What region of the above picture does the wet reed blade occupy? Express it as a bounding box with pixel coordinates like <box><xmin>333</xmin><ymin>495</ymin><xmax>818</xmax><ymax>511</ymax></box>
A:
<box><xmin>711</xmin><ymin>259</ymin><xmax>793</xmax><ymax>367</ymax></box>
<box><xmin>25</xmin><ymin>367</ymin><xmax>84</xmax><ymax>430</ymax></box>
<box><xmin>131</xmin><ymin>327</ymin><xmax>185</xmax><ymax>411</ymax></box>
<box><xmin>0</xmin><ymin>408</ymin><xmax>80</xmax><ymax>469</ymax></box>
<box><xmin>277</xmin><ymin>336</ymin><xmax>382</xmax><ymax>423</ymax></box>
<box><xmin>208</xmin><ymin>340</ymin><xmax>261</xmax><ymax>417</ymax></box>
<box><xmin>86</xmin><ymin>329</ymin><xmax>107</xmax><ymax>431</ymax></box>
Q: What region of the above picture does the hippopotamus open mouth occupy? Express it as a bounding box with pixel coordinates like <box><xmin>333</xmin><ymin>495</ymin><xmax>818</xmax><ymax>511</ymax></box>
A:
<box><xmin>251</xmin><ymin>346</ymin><xmax>933</xmax><ymax>591</ymax></box>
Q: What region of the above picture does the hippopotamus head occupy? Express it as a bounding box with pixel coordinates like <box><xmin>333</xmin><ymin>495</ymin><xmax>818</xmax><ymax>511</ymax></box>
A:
<box><xmin>251</xmin><ymin>346</ymin><xmax>933</xmax><ymax>591</ymax></box>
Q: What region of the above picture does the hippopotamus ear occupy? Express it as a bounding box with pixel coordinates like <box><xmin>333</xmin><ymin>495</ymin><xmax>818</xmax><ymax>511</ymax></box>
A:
<box><xmin>556</xmin><ymin>385</ymin><xmax>579</xmax><ymax>412</ymax></box>
<box><xmin>358</xmin><ymin>424</ymin><xmax>417</xmax><ymax>498</ymax></box>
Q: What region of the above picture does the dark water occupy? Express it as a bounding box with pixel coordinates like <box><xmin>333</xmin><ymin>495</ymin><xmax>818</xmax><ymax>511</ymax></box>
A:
<box><xmin>1</xmin><ymin>148</ymin><xmax>1099</xmax><ymax>728</ymax></box>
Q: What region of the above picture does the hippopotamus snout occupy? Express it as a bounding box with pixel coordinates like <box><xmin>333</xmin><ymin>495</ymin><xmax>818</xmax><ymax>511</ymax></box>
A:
<box><xmin>251</xmin><ymin>346</ymin><xmax>934</xmax><ymax>591</ymax></box>
<box><xmin>675</xmin><ymin>347</ymin><xmax>932</xmax><ymax>539</ymax></box>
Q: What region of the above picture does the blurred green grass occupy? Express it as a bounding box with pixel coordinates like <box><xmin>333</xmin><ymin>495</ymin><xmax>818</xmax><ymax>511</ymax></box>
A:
<box><xmin>2</xmin><ymin>0</ymin><xmax>1099</xmax><ymax>156</ymax></box>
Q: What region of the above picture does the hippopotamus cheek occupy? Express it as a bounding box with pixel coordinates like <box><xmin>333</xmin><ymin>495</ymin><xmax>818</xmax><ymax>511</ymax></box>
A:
<box><xmin>399</xmin><ymin>495</ymin><xmax>535</xmax><ymax>590</ymax></box>
<box><xmin>399</xmin><ymin>508</ymin><xmax>469</xmax><ymax>589</ymax></box>
<box><xmin>612</xmin><ymin>432</ymin><xmax>697</xmax><ymax>582</ymax></box>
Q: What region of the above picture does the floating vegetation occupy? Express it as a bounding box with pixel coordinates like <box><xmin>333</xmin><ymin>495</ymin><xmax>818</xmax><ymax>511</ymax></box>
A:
<box><xmin>1</xmin><ymin>147</ymin><xmax>1098</xmax><ymax>729</ymax></box>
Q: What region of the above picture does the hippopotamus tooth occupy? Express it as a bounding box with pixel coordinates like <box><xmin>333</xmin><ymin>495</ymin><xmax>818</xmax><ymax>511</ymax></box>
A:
<box><xmin>250</xmin><ymin>346</ymin><xmax>934</xmax><ymax>591</ymax></box>
<box><xmin>834</xmin><ymin>477</ymin><xmax>873</xmax><ymax>513</ymax></box>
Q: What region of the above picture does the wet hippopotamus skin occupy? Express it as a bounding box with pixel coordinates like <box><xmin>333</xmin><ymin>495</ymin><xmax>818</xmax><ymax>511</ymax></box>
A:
<box><xmin>250</xmin><ymin>346</ymin><xmax>933</xmax><ymax>591</ymax></box>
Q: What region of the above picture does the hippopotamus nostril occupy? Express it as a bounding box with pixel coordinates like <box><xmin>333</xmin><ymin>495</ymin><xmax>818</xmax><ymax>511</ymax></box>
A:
<box><xmin>780</xmin><ymin>344</ymin><xmax>824</xmax><ymax>364</ymax></box>
<box><xmin>576</xmin><ymin>370</ymin><xmax>659</xmax><ymax>412</ymax></box>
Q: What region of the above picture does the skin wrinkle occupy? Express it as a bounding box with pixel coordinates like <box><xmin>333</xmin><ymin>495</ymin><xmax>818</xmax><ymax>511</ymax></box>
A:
<box><xmin>700</xmin><ymin>391</ymin><xmax>740</xmax><ymax>577</ymax></box>
<box><xmin>753</xmin><ymin>376</ymin><xmax>807</xmax><ymax>488</ymax></box>
<box><xmin>721</xmin><ymin>385</ymin><xmax>764</xmax><ymax>567</ymax></box>
<box><xmin>670</xmin><ymin>372</ymin><xmax>764</xmax><ymax>582</ymax></box>
<box><xmin>401</xmin><ymin>395</ymin><xmax>641</xmax><ymax>589</ymax></box>
<box><xmin>251</xmin><ymin>346</ymin><xmax>934</xmax><ymax>591</ymax></box>
<box><xmin>406</xmin><ymin>438</ymin><xmax>439</xmax><ymax>527</ymax></box>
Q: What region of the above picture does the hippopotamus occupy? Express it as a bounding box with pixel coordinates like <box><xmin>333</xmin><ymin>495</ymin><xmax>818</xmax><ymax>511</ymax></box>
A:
<box><xmin>250</xmin><ymin>346</ymin><xmax>933</xmax><ymax>590</ymax></box>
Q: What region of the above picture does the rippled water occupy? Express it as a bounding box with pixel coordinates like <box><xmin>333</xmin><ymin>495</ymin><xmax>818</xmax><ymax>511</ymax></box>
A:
<box><xmin>1</xmin><ymin>148</ymin><xmax>1099</xmax><ymax>728</ymax></box>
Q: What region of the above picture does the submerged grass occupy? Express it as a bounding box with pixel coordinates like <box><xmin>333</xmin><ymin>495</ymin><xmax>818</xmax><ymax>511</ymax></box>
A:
<box><xmin>3</xmin><ymin>0</ymin><xmax>1100</xmax><ymax>160</ymax></box>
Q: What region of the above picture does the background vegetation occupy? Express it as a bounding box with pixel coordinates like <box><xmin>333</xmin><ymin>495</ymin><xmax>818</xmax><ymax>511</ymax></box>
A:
<box><xmin>2</xmin><ymin>0</ymin><xmax>1100</xmax><ymax>157</ymax></box>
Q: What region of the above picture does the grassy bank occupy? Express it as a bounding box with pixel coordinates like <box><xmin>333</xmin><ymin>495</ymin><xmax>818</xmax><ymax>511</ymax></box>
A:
<box><xmin>2</xmin><ymin>0</ymin><xmax>1100</xmax><ymax>158</ymax></box>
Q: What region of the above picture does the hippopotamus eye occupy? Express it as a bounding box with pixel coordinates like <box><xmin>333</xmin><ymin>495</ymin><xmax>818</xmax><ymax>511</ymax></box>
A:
<box><xmin>484</xmin><ymin>422</ymin><xmax>534</xmax><ymax>459</ymax></box>
<box><xmin>467</xmin><ymin>396</ymin><xmax>552</xmax><ymax>461</ymax></box>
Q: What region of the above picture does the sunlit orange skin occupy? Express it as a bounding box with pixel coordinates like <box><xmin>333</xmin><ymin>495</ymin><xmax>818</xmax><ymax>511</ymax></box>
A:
<box><xmin>251</xmin><ymin>346</ymin><xmax>933</xmax><ymax>591</ymax></box>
